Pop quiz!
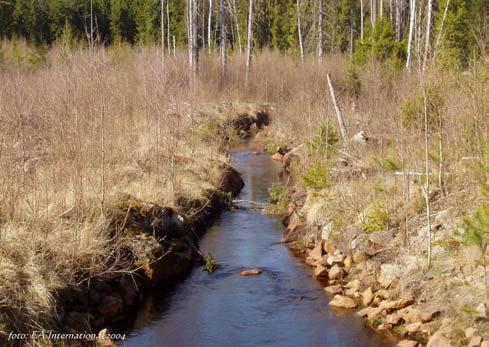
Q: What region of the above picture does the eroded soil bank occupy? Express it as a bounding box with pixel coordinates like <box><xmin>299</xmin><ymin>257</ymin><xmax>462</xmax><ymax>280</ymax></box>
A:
<box><xmin>2</xmin><ymin>105</ymin><xmax>271</xmax><ymax>347</ymax></box>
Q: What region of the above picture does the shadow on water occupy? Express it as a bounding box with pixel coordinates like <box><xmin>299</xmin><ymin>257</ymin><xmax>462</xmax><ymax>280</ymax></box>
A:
<box><xmin>119</xmin><ymin>145</ymin><xmax>396</xmax><ymax>347</ymax></box>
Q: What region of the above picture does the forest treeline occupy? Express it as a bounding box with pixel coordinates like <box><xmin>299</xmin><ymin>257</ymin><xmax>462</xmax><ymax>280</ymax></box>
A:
<box><xmin>0</xmin><ymin>0</ymin><xmax>487</xmax><ymax>68</ymax></box>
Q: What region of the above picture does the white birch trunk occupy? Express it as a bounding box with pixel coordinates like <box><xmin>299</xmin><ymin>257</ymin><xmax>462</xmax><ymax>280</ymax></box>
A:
<box><xmin>187</xmin><ymin>0</ymin><xmax>193</xmax><ymax>71</ymax></box>
<box><xmin>297</xmin><ymin>0</ymin><xmax>305</xmax><ymax>63</ymax></box>
<box><xmin>230</xmin><ymin>0</ymin><xmax>242</xmax><ymax>53</ymax></box>
<box><xmin>208</xmin><ymin>0</ymin><xmax>213</xmax><ymax>53</ymax></box>
<box><xmin>433</xmin><ymin>0</ymin><xmax>450</xmax><ymax>60</ymax></box>
<box><xmin>245</xmin><ymin>0</ymin><xmax>254</xmax><ymax>85</ymax></box>
<box><xmin>423</xmin><ymin>0</ymin><xmax>433</xmax><ymax>72</ymax></box>
<box><xmin>192</xmin><ymin>0</ymin><xmax>199</xmax><ymax>76</ymax></box>
<box><xmin>167</xmin><ymin>1</ymin><xmax>171</xmax><ymax>52</ymax></box>
<box><xmin>220</xmin><ymin>0</ymin><xmax>227</xmax><ymax>74</ymax></box>
<box><xmin>406</xmin><ymin>0</ymin><xmax>416</xmax><ymax>73</ymax></box>
<box><xmin>318</xmin><ymin>0</ymin><xmax>324</xmax><ymax>60</ymax></box>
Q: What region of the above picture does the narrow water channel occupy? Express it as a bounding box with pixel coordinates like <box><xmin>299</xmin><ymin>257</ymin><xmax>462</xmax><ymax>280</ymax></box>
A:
<box><xmin>122</xmin><ymin>147</ymin><xmax>393</xmax><ymax>347</ymax></box>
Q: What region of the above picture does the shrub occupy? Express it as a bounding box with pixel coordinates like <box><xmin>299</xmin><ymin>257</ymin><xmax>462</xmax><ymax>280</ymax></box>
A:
<box><xmin>306</xmin><ymin>122</ymin><xmax>339</xmax><ymax>158</ymax></box>
<box><xmin>267</xmin><ymin>182</ymin><xmax>289</xmax><ymax>214</ymax></box>
<box><xmin>462</xmin><ymin>144</ymin><xmax>489</xmax><ymax>298</ymax></box>
<box><xmin>400</xmin><ymin>88</ymin><xmax>444</xmax><ymax>128</ymax></box>
<box><xmin>360</xmin><ymin>204</ymin><xmax>390</xmax><ymax>233</ymax></box>
<box><xmin>338</xmin><ymin>64</ymin><xmax>362</xmax><ymax>98</ymax></box>
<box><xmin>301</xmin><ymin>161</ymin><xmax>331</xmax><ymax>190</ymax></box>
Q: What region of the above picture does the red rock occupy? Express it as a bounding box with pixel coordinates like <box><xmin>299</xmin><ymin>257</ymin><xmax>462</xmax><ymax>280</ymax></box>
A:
<box><xmin>314</xmin><ymin>265</ymin><xmax>329</xmax><ymax>278</ymax></box>
<box><xmin>240</xmin><ymin>268</ymin><xmax>263</xmax><ymax>276</ymax></box>
<box><xmin>362</xmin><ymin>287</ymin><xmax>374</xmax><ymax>306</ymax></box>
<box><xmin>329</xmin><ymin>295</ymin><xmax>357</xmax><ymax>309</ymax></box>
<box><xmin>328</xmin><ymin>264</ymin><xmax>346</xmax><ymax>280</ymax></box>
<box><xmin>324</xmin><ymin>285</ymin><xmax>343</xmax><ymax>295</ymax></box>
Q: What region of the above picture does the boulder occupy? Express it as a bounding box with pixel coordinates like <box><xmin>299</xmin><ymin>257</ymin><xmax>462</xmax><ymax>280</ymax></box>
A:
<box><xmin>379</xmin><ymin>297</ymin><xmax>415</xmax><ymax>313</ymax></box>
<box><xmin>376</xmin><ymin>323</ymin><xmax>392</xmax><ymax>331</ymax></box>
<box><xmin>397</xmin><ymin>340</ymin><xmax>418</xmax><ymax>347</ymax></box>
<box><xmin>375</xmin><ymin>289</ymin><xmax>391</xmax><ymax>300</ymax></box>
<box><xmin>328</xmin><ymin>264</ymin><xmax>346</xmax><ymax>280</ymax></box>
<box><xmin>344</xmin><ymin>256</ymin><xmax>353</xmax><ymax>270</ymax></box>
<box><xmin>240</xmin><ymin>268</ymin><xmax>263</xmax><ymax>276</ymax></box>
<box><xmin>469</xmin><ymin>336</ymin><xmax>482</xmax><ymax>347</ymax></box>
<box><xmin>326</xmin><ymin>251</ymin><xmax>346</xmax><ymax>267</ymax></box>
<box><xmin>357</xmin><ymin>306</ymin><xmax>384</xmax><ymax>321</ymax></box>
<box><xmin>315</xmin><ymin>265</ymin><xmax>329</xmax><ymax>278</ymax></box>
<box><xmin>320</xmin><ymin>223</ymin><xmax>331</xmax><ymax>242</ymax></box>
<box><xmin>346</xmin><ymin>279</ymin><xmax>361</xmax><ymax>290</ymax></box>
<box><xmin>385</xmin><ymin>312</ymin><xmax>403</xmax><ymax>325</ymax></box>
<box><xmin>427</xmin><ymin>320</ymin><xmax>453</xmax><ymax>347</ymax></box>
<box><xmin>324</xmin><ymin>285</ymin><xmax>343</xmax><ymax>295</ymax></box>
<box><xmin>352</xmin><ymin>250</ymin><xmax>366</xmax><ymax>264</ymax></box>
<box><xmin>324</xmin><ymin>241</ymin><xmax>336</xmax><ymax>255</ymax></box>
<box><xmin>378</xmin><ymin>263</ymin><xmax>401</xmax><ymax>288</ymax></box>
<box><xmin>329</xmin><ymin>295</ymin><xmax>357</xmax><ymax>309</ymax></box>
<box><xmin>309</xmin><ymin>241</ymin><xmax>323</xmax><ymax>261</ymax></box>
<box><xmin>352</xmin><ymin>131</ymin><xmax>369</xmax><ymax>144</ymax></box>
<box><xmin>362</xmin><ymin>287</ymin><xmax>374</xmax><ymax>306</ymax></box>
<box><xmin>404</xmin><ymin>322</ymin><xmax>422</xmax><ymax>334</ymax></box>
<box><xmin>305</xmin><ymin>257</ymin><xmax>318</xmax><ymax>266</ymax></box>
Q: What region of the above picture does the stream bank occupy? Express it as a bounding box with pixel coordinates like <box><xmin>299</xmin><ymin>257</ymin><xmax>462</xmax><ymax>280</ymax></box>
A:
<box><xmin>120</xmin><ymin>143</ymin><xmax>394</xmax><ymax>347</ymax></box>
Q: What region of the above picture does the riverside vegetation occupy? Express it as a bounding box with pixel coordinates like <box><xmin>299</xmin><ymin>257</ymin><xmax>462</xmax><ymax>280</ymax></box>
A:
<box><xmin>262</xmin><ymin>57</ymin><xmax>489</xmax><ymax>346</ymax></box>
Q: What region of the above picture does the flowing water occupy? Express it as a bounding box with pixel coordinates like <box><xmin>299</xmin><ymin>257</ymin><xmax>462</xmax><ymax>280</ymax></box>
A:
<box><xmin>122</xmin><ymin>146</ymin><xmax>394</xmax><ymax>347</ymax></box>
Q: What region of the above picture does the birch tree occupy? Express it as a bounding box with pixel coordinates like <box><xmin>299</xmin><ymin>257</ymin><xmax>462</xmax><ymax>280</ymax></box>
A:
<box><xmin>297</xmin><ymin>0</ymin><xmax>304</xmax><ymax>63</ymax></box>
<box><xmin>423</xmin><ymin>0</ymin><xmax>433</xmax><ymax>72</ymax></box>
<box><xmin>208</xmin><ymin>0</ymin><xmax>213</xmax><ymax>52</ymax></box>
<box><xmin>245</xmin><ymin>0</ymin><xmax>254</xmax><ymax>85</ymax></box>
<box><xmin>318</xmin><ymin>0</ymin><xmax>324</xmax><ymax>60</ymax></box>
<box><xmin>192</xmin><ymin>0</ymin><xmax>199</xmax><ymax>76</ymax></box>
<box><xmin>220</xmin><ymin>0</ymin><xmax>227</xmax><ymax>75</ymax></box>
<box><xmin>406</xmin><ymin>0</ymin><xmax>416</xmax><ymax>72</ymax></box>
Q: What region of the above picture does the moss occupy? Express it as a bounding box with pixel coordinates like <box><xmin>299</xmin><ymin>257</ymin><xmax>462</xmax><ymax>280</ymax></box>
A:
<box><xmin>204</xmin><ymin>253</ymin><xmax>218</xmax><ymax>273</ymax></box>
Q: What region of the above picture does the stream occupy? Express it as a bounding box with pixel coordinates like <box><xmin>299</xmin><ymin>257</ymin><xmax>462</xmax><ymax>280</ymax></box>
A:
<box><xmin>121</xmin><ymin>146</ymin><xmax>393</xmax><ymax>347</ymax></box>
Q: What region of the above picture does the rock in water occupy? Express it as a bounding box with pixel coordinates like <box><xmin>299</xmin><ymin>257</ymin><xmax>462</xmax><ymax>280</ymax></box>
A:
<box><xmin>240</xmin><ymin>268</ymin><xmax>263</xmax><ymax>276</ymax></box>
<box><xmin>328</xmin><ymin>295</ymin><xmax>357</xmax><ymax>309</ymax></box>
